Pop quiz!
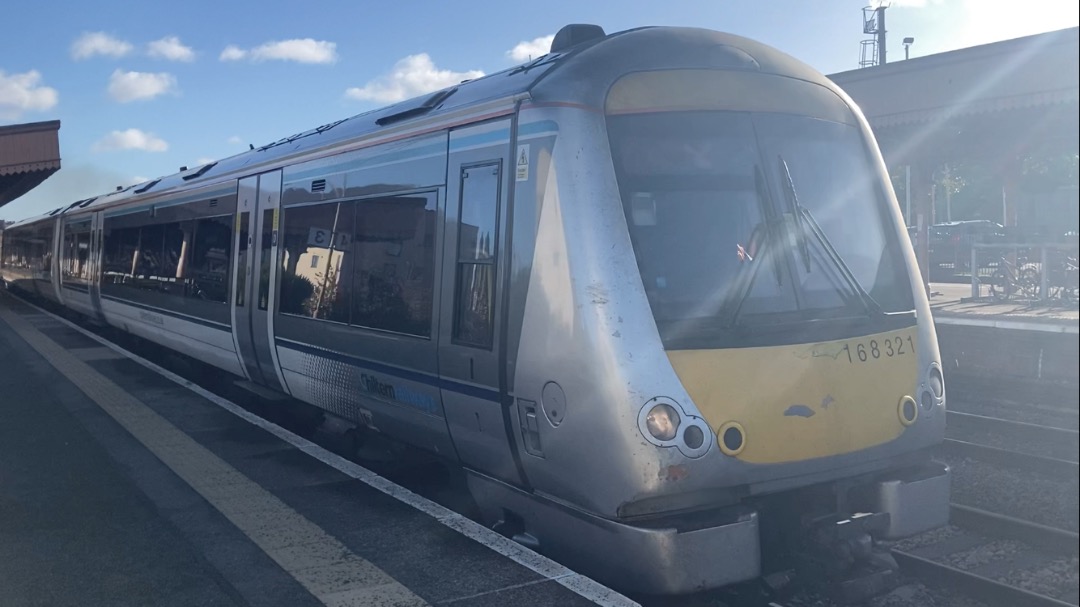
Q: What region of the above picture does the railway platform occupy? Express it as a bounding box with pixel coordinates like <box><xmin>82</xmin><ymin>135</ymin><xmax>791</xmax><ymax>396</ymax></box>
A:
<box><xmin>0</xmin><ymin>291</ymin><xmax>634</xmax><ymax>607</ymax></box>
<box><xmin>928</xmin><ymin>282</ymin><xmax>1079</xmax><ymax>334</ymax></box>
<box><xmin>927</xmin><ymin>282</ymin><xmax>1079</xmax><ymax>404</ymax></box>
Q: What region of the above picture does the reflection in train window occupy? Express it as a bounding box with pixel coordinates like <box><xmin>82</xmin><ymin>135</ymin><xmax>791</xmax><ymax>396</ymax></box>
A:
<box><xmin>61</xmin><ymin>219</ymin><xmax>93</xmax><ymax>286</ymax></box>
<box><xmin>280</xmin><ymin>201</ymin><xmax>354</xmax><ymax>322</ymax></box>
<box><xmin>351</xmin><ymin>192</ymin><xmax>437</xmax><ymax>336</ymax></box>
<box><xmin>101</xmin><ymin>209</ymin><xmax>233</xmax><ymax>310</ymax></box>
<box><xmin>189</xmin><ymin>216</ymin><xmax>232</xmax><ymax>303</ymax></box>
<box><xmin>235</xmin><ymin>212</ymin><xmax>250</xmax><ymax>307</ymax></box>
<box><xmin>279</xmin><ymin>192</ymin><xmax>437</xmax><ymax>337</ymax></box>
<box><xmin>453</xmin><ymin>164</ymin><xmax>500</xmax><ymax>348</ymax></box>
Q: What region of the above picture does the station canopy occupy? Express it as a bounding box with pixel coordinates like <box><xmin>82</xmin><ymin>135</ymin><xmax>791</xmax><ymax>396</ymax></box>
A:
<box><xmin>0</xmin><ymin>120</ymin><xmax>61</xmax><ymax>209</ymax></box>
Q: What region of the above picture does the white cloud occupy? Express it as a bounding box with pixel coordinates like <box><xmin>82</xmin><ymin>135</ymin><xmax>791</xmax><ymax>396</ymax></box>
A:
<box><xmin>219</xmin><ymin>39</ymin><xmax>338</xmax><ymax>64</ymax></box>
<box><xmin>129</xmin><ymin>176</ymin><xmax>150</xmax><ymax>185</ymax></box>
<box><xmin>107</xmin><ymin>69</ymin><xmax>178</xmax><ymax>103</ymax></box>
<box><xmin>72</xmin><ymin>32</ymin><xmax>133</xmax><ymax>60</ymax></box>
<box><xmin>92</xmin><ymin>128</ymin><xmax>169</xmax><ymax>152</ymax></box>
<box><xmin>507</xmin><ymin>35</ymin><xmax>555</xmax><ymax>62</ymax></box>
<box><xmin>226</xmin><ymin>135</ymin><xmax>244</xmax><ymax>145</ymax></box>
<box><xmin>193</xmin><ymin>157</ymin><xmax>216</xmax><ymax>166</ymax></box>
<box><xmin>0</xmin><ymin>70</ymin><xmax>58</xmax><ymax>120</ymax></box>
<box><xmin>147</xmin><ymin>36</ymin><xmax>195</xmax><ymax>62</ymax></box>
<box><xmin>344</xmin><ymin>54</ymin><xmax>484</xmax><ymax>104</ymax></box>
<box><xmin>219</xmin><ymin>45</ymin><xmax>247</xmax><ymax>62</ymax></box>
<box><xmin>882</xmin><ymin>0</ymin><xmax>943</xmax><ymax>6</ymax></box>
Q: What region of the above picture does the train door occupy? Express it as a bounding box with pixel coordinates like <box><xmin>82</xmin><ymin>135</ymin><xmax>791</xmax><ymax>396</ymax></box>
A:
<box><xmin>439</xmin><ymin>120</ymin><xmax>526</xmax><ymax>487</ymax></box>
<box><xmin>48</xmin><ymin>217</ymin><xmax>63</xmax><ymax>301</ymax></box>
<box><xmin>231</xmin><ymin>171</ymin><xmax>287</xmax><ymax>392</ymax></box>
<box><xmin>88</xmin><ymin>211</ymin><xmax>105</xmax><ymax>320</ymax></box>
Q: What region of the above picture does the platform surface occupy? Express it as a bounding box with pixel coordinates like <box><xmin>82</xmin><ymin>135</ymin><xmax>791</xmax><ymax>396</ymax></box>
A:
<box><xmin>928</xmin><ymin>282</ymin><xmax>1078</xmax><ymax>332</ymax></box>
<box><xmin>0</xmin><ymin>291</ymin><xmax>634</xmax><ymax>607</ymax></box>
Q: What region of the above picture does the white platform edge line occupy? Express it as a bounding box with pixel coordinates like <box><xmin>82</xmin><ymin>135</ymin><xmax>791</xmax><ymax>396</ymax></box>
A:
<box><xmin>934</xmin><ymin>314</ymin><xmax>1080</xmax><ymax>334</ymax></box>
<box><xmin>16</xmin><ymin>296</ymin><xmax>641</xmax><ymax>607</ymax></box>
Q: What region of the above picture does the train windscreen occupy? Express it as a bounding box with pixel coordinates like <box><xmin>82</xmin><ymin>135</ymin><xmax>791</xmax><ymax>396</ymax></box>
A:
<box><xmin>608</xmin><ymin>110</ymin><xmax>915</xmax><ymax>347</ymax></box>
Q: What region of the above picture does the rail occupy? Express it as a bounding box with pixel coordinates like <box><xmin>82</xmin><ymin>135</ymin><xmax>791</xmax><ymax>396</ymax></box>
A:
<box><xmin>892</xmin><ymin>504</ymin><xmax>1078</xmax><ymax>607</ymax></box>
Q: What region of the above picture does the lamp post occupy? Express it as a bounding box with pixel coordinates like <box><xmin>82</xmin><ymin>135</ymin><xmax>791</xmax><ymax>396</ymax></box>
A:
<box><xmin>903</xmin><ymin>37</ymin><xmax>915</xmax><ymax>60</ymax></box>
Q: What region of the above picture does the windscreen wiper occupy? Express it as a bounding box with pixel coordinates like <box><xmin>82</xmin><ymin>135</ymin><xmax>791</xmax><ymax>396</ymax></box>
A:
<box><xmin>720</xmin><ymin>166</ymin><xmax>780</xmax><ymax>328</ymax></box>
<box><xmin>777</xmin><ymin>155</ymin><xmax>884</xmax><ymax>316</ymax></box>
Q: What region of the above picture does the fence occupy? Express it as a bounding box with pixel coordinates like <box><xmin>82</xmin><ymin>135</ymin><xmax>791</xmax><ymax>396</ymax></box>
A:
<box><xmin>968</xmin><ymin>243</ymin><xmax>1078</xmax><ymax>306</ymax></box>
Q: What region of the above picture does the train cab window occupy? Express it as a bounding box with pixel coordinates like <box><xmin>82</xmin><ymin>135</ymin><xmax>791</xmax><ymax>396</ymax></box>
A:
<box><xmin>351</xmin><ymin>192</ymin><xmax>437</xmax><ymax>336</ymax></box>
<box><xmin>279</xmin><ymin>201</ymin><xmax>355</xmax><ymax>323</ymax></box>
<box><xmin>608</xmin><ymin>109</ymin><xmax>914</xmax><ymax>346</ymax></box>
<box><xmin>453</xmin><ymin>164</ymin><xmax>500</xmax><ymax>348</ymax></box>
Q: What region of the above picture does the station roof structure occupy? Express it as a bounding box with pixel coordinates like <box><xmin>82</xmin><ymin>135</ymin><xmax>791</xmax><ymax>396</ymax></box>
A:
<box><xmin>829</xmin><ymin>27</ymin><xmax>1079</xmax><ymax>168</ymax></box>
<box><xmin>0</xmin><ymin>120</ymin><xmax>61</xmax><ymax>210</ymax></box>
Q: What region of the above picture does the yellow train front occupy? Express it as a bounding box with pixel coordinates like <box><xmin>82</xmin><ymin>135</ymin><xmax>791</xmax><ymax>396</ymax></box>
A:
<box><xmin>469</xmin><ymin>25</ymin><xmax>950</xmax><ymax>597</ymax></box>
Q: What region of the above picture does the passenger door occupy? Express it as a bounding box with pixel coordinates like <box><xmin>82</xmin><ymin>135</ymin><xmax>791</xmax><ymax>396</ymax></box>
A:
<box><xmin>231</xmin><ymin>171</ymin><xmax>287</xmax><ymax>392</ymax></box>
<box><xmin>439</xmin><ymin>120</ymin><xmax>525</xmax><ymax>486</ymax></box>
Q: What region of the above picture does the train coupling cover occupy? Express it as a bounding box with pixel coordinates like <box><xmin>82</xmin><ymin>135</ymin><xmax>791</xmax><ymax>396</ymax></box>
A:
<box><xmin>790</xmin><ymin>511</ymin><xmax>900</xmax><ymax>604</ymax></box>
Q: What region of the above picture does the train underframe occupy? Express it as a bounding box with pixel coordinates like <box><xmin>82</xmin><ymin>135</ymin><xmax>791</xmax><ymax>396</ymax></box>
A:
<box><xmin>468</xmin><ymin>454</ymin><xmax>950</xmax><ymax>600</ymax></box>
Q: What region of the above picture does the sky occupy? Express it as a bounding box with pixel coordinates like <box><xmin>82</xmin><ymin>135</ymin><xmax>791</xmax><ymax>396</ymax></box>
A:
<box><xmin>2</xmin><ymin>0</ymin><xmax>1077</xmax><ymax>221</ymax></box>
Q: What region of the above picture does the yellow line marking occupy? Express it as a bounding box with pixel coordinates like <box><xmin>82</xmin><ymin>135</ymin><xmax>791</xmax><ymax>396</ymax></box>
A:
<box><xmin>0</xmin><ymin>300</ymin><xmax>428</xmax><ymax>607</ymax></box>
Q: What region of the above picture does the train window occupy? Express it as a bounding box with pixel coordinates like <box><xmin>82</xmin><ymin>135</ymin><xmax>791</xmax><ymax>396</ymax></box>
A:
<box><xmin>453</xmin><ymin>164</ymin><xmax>500</xmax><ymax>348</ymax></box>
<box><xmin>235</xmin><ymin>212</ymin><xmax>250</xmax><ymax>307</ymax></box>
<box><xmin>34</xmin><ymin>223</ymin><xmax>54</xmax><ymax>280</ymax></box>
<box><xmin>279</xmin><ymin>201</ymin><xmax>354</xmax><ymax>323</ymax></box>
<box><xmin>351</xmin><ymin>192</ymin><xmax>437</xmax><ymax>336</ymax></box>
<box><xmin>257</xmin><ymin>209</ymin><xmax>275</xmax><ymax>311</ymax></box>
<box><xmin>102</xmin><ymin>225</ymin><xmax>139</xmax><ymax>287</ymax></box>
<box><xmin>161</xmin><ymin>222</ymin><xmax>188</xmax><ymax>282</ymax></box>
<box><xmin>135</xmin><ymin>223</ymin><xmax>166</xmax><ymax>280</ymax></box>
<box><xmin>609</xmin><ymin>110</ymin><xmax>914</xmax><ymax>346</ymax></box>
<box><xmin>61</xmin><ymin>219</ymin><xmax>93</xmax><ymax>286</ymax></box>
<box><xmin>188</xmin><ymin>216</ymin><xmax>232</xmax><ymax>304</ymax></box>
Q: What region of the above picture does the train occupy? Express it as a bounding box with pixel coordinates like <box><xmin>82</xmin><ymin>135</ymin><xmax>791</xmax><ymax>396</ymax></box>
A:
<box><xmin>1</xmin><ymin>24</ymin><xmax>950</xmax><ymax>598</ymax></box>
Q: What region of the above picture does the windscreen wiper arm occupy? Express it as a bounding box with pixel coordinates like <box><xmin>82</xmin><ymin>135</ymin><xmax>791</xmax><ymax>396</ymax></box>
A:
<box><xmin>777</xmin><ymin>155</ymin><xmax>884</xmax><ymax>317</ymax></box>
<box><xmin>720</xmin><ymin>165</ymin><xmax>779</xmax><ymax>328</ymax></box>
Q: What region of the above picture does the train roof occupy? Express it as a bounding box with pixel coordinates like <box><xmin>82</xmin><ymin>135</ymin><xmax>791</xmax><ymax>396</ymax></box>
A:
<box><xmin>7</xmin><ymin>24</ymin><xmax>836</xmax><ymax>230</ymax></box>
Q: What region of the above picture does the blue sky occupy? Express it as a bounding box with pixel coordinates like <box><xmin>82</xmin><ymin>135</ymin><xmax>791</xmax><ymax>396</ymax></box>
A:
<box><xmin>2</xmin><ymin>0</ymin><xmax>1077</xmax><ymax>221</ymax></box>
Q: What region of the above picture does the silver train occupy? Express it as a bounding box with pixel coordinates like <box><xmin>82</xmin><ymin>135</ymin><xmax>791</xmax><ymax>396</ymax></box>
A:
<box><xmin>1</xmin><ymin>25</ymin><xmax>950</xmax><ymax>596</ymax></box>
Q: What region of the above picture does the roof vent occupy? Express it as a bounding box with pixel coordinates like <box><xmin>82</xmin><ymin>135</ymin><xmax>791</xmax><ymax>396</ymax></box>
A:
<box><xmin>550</xmin><ymin>24</ymin><xmax>605</xmax><ymax>53</ymax></box>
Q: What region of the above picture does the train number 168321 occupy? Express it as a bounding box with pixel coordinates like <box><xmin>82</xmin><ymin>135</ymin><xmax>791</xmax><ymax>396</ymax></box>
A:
<box><xmin>842</xmin><ymin>335</ymin><xmax>914</xmax><ymax>363</ymax></box>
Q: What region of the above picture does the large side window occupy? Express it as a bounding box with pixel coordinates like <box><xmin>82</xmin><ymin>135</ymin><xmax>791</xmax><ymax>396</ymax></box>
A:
<box><xmin>453</xmin><ymin>164</ymin><xmax>500</xmax><ymax>348</ymax></box>
<box><xmin>351</xmin><ymin>192</ymin><xmax>437</xmax><ymax>336</ymax></box>
<box><xmin>101</xmin><ymin>211</ymin><xmax>232</xmax><ymax>309</ymax></box>
<box><xmin>188</xmin><ymin>216</ymin><xmax>232</xmax><ymax>304</ymax></box>
<box><xmin>279</xmin><ymin>201</ymin><xmax>354</xmax><ymax>323</ymax></box>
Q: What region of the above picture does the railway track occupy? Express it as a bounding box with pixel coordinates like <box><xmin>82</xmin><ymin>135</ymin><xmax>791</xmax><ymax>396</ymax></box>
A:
<box><xmin>940</xmin><ymin>438</ymin><xmax>1079</xmax><ymax>477</ymax></box>
<box><xmin>941</xmin><ymin>409</ymin><xmax>1080</xmax><ymax>479</ymax></box>
<box><xmin>946</xmin><ymin>410</ymin><xmax>1080</xmax><ymax>461</ymax></box>
<box><xmin>948</xmin><ymin>400</ymin><xmax>1080</xmax><ymax>433</ymax></box>
<box><xmin>892</xmin><ymin>504</ymin><xmax>1079</xmax><ymax>607</ymax></box>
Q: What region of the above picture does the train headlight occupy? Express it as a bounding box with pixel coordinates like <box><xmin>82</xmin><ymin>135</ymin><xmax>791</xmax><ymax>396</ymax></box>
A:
<box><xmin>645</xmin><ymin>404</ymin><xmax>680</xmax><ymax>441</ymax></box>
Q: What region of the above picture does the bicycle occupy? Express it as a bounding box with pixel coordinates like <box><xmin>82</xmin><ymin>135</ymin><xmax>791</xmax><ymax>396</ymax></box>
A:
<box><xmin>987</xmin><ymin>254</ymin><xmax>1041</xmax><ymax>301</ymax></box>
